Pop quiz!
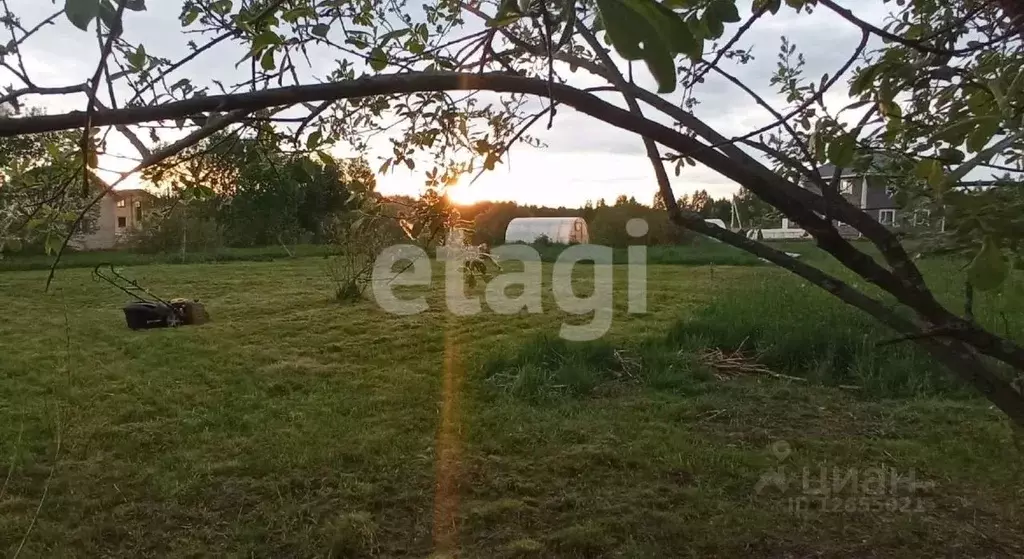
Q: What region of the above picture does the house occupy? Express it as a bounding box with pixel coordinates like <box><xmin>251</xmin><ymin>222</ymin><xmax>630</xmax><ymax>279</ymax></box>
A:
<box><xmin>71</xmin><ymin>188</ymin><xmax>155</xmax><ymax>250</ymax></box>
<box><xmin>803</xmin><ymin>162</ymin><xmax>902</xmax><ymax>225</ymax></box>
<box><xmin>801</xmin><ymin>162</ymin><xmax>937</xmax><ymax>234</ymax></box>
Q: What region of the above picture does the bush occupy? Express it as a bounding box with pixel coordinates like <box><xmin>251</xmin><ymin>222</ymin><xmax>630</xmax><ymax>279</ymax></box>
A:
<box><xmin>323</xmin><ymin>213</ymin><xmax>403</xmax><ymax>302</ymax></box>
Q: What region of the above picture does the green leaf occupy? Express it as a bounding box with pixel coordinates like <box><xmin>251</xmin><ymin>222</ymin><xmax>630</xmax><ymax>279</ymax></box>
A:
<box><xmin>182</xmin><ymin>8</ymin><xmax>199</xmax><ymax>26</ymax></box>
<box><xmin>850</xmin><ymin>64</ymin><xmax>879</xmax><ymax>97</ymax></box>
<box><xmin>702</xmin><ymin>9</ymin><xmax>725</xmax><ymax>38</ymax></box>
<box><xmin>640</xmin><ymin>32</ymin><xmax>678</xmax><ymax>94</ymax></box>
<box><xmin>645</xmin><ymin>1</ymin><xmax>700</xmax><ymax>59</ymax></box>
<box><xmin>65</xmin><ymin>0</ymin><xmax>101</xmax><ymax>31</ymax></box>
<box><xmin>211</xmin><ymin>0</ymin><xmax>232</xmax><ymax>15</ymax></box>
<box><xmin>124</xmin><ymin>0</ymin><xmax>145</xmax><ymax>10</ymax></box>
<box><xmin>368</xmin><ymin>47</ymin><xmax>388</xmax><ymax>71</ymax></box>
<box><xmin>966</xmin><ymin>117</ymin><xmax>1000</xmax><ymax>153</ymax></box>
<box><xmin>251</xmin><ymin>30</ymin><xmax>282</xmax><ymax>53</ymax></box>
<box><xmin>988</xmin><ymin>78</ymin><xmax>1007</xmax><ymax>114</ymax></box>
<box><xmin>260</xmin><ymin>48</ymin><xmax>275</xmax><ymax>71</ymax></box>
<box><xmin>380</xmin><ymin>28</ymin><xmax>410</xmax><ymax>45</ymax></box>
<box><xmin>98</xmin><ymin>0</ymin><xmax>118</xmax><ymax>29</ymax></box>
<box><xmin>595</xmin><ymin>0</ymin><xmax>688</xmax><ymax>92</ymax></box>
<box><xmin>311</xmin><ymin>23</ymin><xmax>330</xmax><ymax>37</ymax></box>
<box><xmin>128</xmin><ymin>44</ymin><xmax>146</xmax><ymax>71</ymax></box>
<box><xmin>299</xmin><ymin>157</ymin><xmax>317</xmax><ymax>179</ymax></box>
<box><xmin>753</xmin><ymin>0</ymin><xmax>782</xmax><ymax>14</ymax></box>
<box><xmin>596</xmin><ymin>0</ymin><xmax>644</xmax><ymax>60</ymax></box>
<box><xmin>708</xmin><ymin>0</ymin><xmax>741</xmax><ymax>23</ymax></box>
<box><xmin>938</xmin><ymin>147</ymin><xmax>965</xmax><ymax>164</ymax></box>
<box><xmin>826</xmin><ymin>134</ymin><xmax>855</xmax><ymax>167</ymax></box>
<box><xmin>317</xmin><ymin>150</ymin><xmax>334</xmax><ymax>167</ymax></box>
<box><xmin>967</xmin><ymin>90</ymin><xmax>993</xmax><ymax>117</ymax></box>
<box><xmin>306</xmin><ymin>130</ymin><xmax>323</xmax><ymax>149</ymax></box>
<box><xmin>968</xmin><ymin>237</ymin><xmax>1008</xmax><ymax>291</ymax></box>
<box><xmin>45</xmin><ymin>141</ymin><xmax>61</xmax><ymax>160</ymax></box>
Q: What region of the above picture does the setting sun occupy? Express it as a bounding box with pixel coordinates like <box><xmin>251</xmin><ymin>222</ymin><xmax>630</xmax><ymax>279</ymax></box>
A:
<box><xmin>444</xmin><ymin>179</ymin><xmax>489</xmax><ymax>206</ymax></box>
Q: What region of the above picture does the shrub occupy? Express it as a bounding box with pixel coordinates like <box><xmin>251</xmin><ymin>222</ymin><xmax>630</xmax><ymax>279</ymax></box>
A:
<box><xmin>323</xmin><ymin>213</ymin><xmax>402</xmax><ymax>302</ymax></box>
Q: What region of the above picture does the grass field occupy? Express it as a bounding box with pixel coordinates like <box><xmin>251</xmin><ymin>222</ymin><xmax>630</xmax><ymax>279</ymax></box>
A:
<box><xmin>1</xmin><ymin>251</ymin><xmax>1023</xmax><ymax>557</ymax></box>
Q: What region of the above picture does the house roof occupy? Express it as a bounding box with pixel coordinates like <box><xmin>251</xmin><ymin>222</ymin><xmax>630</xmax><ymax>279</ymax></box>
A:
<box><xmin>112</xmin><ymin>188</ymin><xmax>155</xmax><ymax>198</ymax></box>
<box><xmin>814</xmin><ymin>163</ymin><xmax>861</xmax><ymax>179</ymax></box>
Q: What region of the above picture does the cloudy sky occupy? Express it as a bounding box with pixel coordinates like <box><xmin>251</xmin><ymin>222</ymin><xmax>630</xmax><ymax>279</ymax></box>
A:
<box><xmin>0</xmin><ymin>0</ymin><xmax>890</xmax><ymax>207</ymax></box>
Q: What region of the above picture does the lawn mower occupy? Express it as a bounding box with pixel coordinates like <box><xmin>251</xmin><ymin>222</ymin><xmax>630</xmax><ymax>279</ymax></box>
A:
<box><xmin>93</xmin><ymin>263</ymin><xmax>210</xmax><ymax>330</ymax></box>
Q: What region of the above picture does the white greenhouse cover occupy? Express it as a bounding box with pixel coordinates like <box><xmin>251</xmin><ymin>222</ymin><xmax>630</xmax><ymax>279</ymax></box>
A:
<box><xmin>504</xmin><ymin>217</ymin><xmax>590</xmax><ymax>244</ymax></box>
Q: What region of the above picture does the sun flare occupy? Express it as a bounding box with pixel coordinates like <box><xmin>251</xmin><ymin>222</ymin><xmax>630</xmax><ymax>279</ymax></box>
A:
<box><xmin>444</xmin><ymin>180</ymin><xmax>487</xmax><ymax>206</ymax></box>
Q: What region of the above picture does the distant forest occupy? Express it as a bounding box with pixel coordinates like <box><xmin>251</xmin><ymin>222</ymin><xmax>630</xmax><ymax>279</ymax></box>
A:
<box><xmin>445</xmin><ymin>190</ymin><xmax>770</xmax><ymax>247</ymax></box>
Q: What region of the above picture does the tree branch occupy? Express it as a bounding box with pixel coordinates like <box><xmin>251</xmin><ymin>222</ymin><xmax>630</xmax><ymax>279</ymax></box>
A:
<box><xmin>704</xmin><ymin>30</ymin><xmax>870</xmax><ymax>154</ymax></box>
<box><xmin>6</xmin><ymin>69</ymin><xmax>1024</xmax><ymax>376</ymax></box>
<box><xmin>80</xmin><ymin>0</ymin><xmax>128</xmax><ymax>196</ymax></box>
<box><xmin>576</xmin><ymin>21</ymin><xmax>678</xmax><ymax>219</ymax></box>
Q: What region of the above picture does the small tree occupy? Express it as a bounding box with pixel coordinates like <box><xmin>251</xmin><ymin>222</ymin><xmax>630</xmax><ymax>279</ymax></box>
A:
<box><xmin>324</xmin><ymin>213</ymin><xmax>397</xmax><ymax>302</ymax></box>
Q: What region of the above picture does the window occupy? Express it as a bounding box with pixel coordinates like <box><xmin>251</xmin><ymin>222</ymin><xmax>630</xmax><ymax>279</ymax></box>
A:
<box><xmin>879</xmin><ymin>209</ymin><xmax>896</xmax><ymax>225</ymax></box>
<box><xmin>116</xmin><ymin>199</ymin><xmax>126</xmax><ymax>208</ymax></box>
<box><xmin>134</xmin><ymin>201</ymin><xmax>143</xmax><ymax>222</ymax></box>
<box><xmin>840</xmin><ymin>178</ymin><xmax>858</xmax><ymax>195</ymax></box>
<box><xmin>117</xmin><ymin>216</ymin><xmax>127</xmax><ymax>228</ymax></box>
<box><xmin>914</xmin><ymin>209</ymin><xmax>931</xmax><ymax>227</ymax></box>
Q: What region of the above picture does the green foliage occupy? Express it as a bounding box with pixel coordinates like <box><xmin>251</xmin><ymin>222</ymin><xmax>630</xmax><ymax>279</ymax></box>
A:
<box><xmin>0</xmin><ymin>106</ymin><xmax>103</xmax><ymax>257</ymax></box>
<box><xmin>968</xmin><ymin>237</ymin><xmax>1009</xmax><ymax>292</ymax></box>
<box><xmin>142</xmin><ymin>130</ymin><xmax>374</xmax><ymax>249</ymax></box>
<box><xmin>595</xmin><ymin>0</ymin><xmax>701</xmax><ymax>93</ymax></box>
<box><xmin>65</xmin><ymin>0</ymin><xmax>146</xmax><ymax>31</ymax></box>
<box><xmin>324</xmin><ymin>212</ymin><xmax>404</xmax><ymax>302</ymax></box>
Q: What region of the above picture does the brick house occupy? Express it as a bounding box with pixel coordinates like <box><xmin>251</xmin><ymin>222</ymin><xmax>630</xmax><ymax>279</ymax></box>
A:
<box><xmin>71</xmin><ymin>188</ymin><xmax>155</xmax><ymax>250</ymax></box>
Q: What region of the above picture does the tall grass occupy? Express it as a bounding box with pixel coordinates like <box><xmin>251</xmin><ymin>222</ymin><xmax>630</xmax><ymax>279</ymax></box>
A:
<box><xmin>479</xmin><ymin>333</ymin><xmax>713</xmax><ymax>402</ymax></box>
<box><xmin>480</xmin><ymin>269</ymin><xmax>986</xmax><ymax>401</ymax></box>
<box><xmin>663</xmin><ymin>272</ymin><xmax>969</xmax><ymax>397</ymax></box>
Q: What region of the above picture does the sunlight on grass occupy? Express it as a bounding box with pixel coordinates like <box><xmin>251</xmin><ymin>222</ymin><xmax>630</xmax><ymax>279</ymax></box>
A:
<box><xmin>0</xmin><ymin>255</ymin><xmax>1021</xmax><ymax>557</ymax></box>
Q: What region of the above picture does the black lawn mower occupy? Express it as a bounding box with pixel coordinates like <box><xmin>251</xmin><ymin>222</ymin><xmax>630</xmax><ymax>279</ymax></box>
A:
<box><xmin>93</xmin><ymin>263</ymin><xmax>210</xmax><ymax>330</ymax></box>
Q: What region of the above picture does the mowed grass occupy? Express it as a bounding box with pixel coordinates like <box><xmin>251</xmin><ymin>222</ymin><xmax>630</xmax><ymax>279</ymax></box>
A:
<box><xmin>0</xmin><ymin>255</ymin><xmax>1023</xmax><ymax>558</ymax></box>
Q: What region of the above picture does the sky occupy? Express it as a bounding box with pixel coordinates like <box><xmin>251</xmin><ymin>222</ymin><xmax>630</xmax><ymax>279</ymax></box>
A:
<box><xmin>0</xmin><ymin>0</ymin><xmax>891</xmax><ymax>208</ymax></box>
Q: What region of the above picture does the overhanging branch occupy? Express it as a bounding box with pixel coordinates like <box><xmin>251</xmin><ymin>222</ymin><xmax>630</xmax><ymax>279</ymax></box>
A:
<box><xmin>4</xmin><ymin>69</ymin><xmax>1024</xmax><ymax>376</ymax></box>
